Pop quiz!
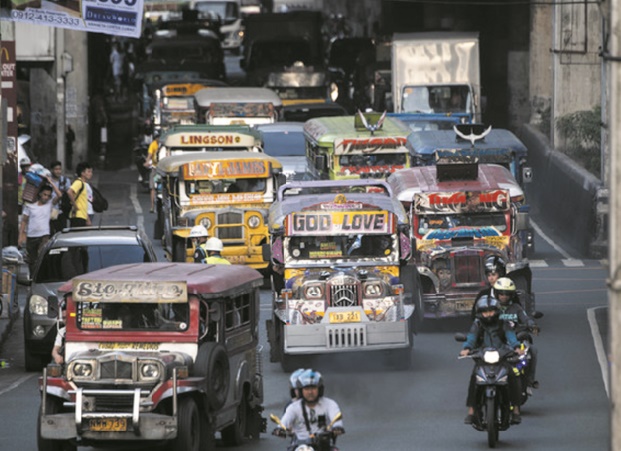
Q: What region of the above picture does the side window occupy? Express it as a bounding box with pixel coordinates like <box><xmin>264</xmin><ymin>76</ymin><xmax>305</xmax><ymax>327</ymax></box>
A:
<box><xmin>224</xmin><ymin>293</ymin><xmax>251</xmax><ymax>331</ymax></box>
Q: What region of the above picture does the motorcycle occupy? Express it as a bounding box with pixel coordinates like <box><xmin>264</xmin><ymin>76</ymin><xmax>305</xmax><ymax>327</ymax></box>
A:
<box><xmin>456</xmin><ymin>334</ymin><xmax>521</xmax><ymax>448</ymax></box>
<box><xmin>271</xmin><ymin>411</ymin><xmax>343</xmax><ymax>451</ymax></box>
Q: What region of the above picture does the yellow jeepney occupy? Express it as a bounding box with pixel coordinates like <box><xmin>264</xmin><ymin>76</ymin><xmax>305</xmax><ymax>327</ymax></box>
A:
<box><xmin>157</xmin><ymin>151</ymin><xmax>285</xmax><ymax>268</ymax></box>
<box><xmin>304</xmin><ymin>113</ymin><xmax>411</xmax><ymax>180</ymax></box>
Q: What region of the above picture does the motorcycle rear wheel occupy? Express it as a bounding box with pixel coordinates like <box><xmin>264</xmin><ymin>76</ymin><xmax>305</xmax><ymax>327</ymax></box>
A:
<box><xmin>486</xmin><ymin>397</ymin><xmax>498</xmax><ymax>448</ymax></box>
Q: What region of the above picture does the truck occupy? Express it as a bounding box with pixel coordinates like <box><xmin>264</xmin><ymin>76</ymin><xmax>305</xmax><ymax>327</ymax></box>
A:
<box><xmin>391</xmin><ymin>32</ymin><xmax>481</xmax><ymax>129</ymax></box>
<box><xmin>387</xmin><ymin>155</ymin><xmax>535</xmax><ymax>319</ymax></box>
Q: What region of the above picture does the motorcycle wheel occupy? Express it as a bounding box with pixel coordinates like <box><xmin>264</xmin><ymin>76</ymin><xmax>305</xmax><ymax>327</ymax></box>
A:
<box><xmin>486</xmin><ymin>396</ymin><xmax>498</xmax><ymax>448</ymax></box>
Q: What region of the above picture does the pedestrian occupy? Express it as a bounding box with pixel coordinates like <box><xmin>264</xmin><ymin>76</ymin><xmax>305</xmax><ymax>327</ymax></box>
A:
<box><xmin>110</xmin><ymin>42</ymin><xmax>125</xmax><ymax>100</ymax></box>
<box><xmin>48</xmin><ymin>160</ymin><xmax>71</xmax><ymax>235</ymax></box>
<box><xmin>19</xmin><ymin>182</ymin><xmax>61</xmax><ymax>273</ymax></box>
<box><xmin>51</xmin><ymin>301</ymin><xmax>67</xmax><ymax>365</ymax></box>
<box><xmin>67</xmin><ymin>162</ymin><xmax>93</xmax><ymax>227</ymax></box>
<box><xmin>65</xmin><ymin>125</ymin><xmax>75</xmax><ymax>170</ymax></box>
<box><xmin>144</xmin><ymin>129</ymin><xmax>160</xmax><ymax>213</ymax></box>
<box><xmin>17</xmin><ymin>156</ymin><xmax>32</xmax><ymax>214</ymax></box>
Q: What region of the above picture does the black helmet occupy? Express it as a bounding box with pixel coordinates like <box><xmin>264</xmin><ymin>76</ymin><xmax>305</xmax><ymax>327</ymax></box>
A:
<box><xmin>484</xmin><ymin>256</ymin><xmax>506</xmax><ymax>277</ymax></box>
<box><xmin>475</xmin><ymin>295</ymin><xmax>500</xmax><ymax>324</ymax></box>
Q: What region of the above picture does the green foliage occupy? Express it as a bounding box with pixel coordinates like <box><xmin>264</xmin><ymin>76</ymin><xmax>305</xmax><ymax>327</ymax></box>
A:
<box><xmin>555</xmin><ymin>106</ymin><xmax>601</xmax><ymax>177</ymax></box>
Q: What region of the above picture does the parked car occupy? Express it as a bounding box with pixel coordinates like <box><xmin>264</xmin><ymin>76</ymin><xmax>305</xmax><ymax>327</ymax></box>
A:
<box><xmin>22</xmin><ymin>226</ymin><xmax>158</xmax><ymax>371</ymax></box>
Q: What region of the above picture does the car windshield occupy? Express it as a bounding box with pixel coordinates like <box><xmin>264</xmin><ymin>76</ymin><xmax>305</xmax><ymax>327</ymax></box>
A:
<box><xmin>261</xmin><ymin>130</ymin><xmax>305</xmax><ymax>156</ymax></box>
<box><xmin>76</xmin><ymin>302</ymin><xmax>189</xmax><ymax>332</ymax></box>
<box><xmin>35</xmin><ymin>245</ymin><xmax>150</xmax><ymax>284</ymax></box>
<box><xmin>286</xmin><ymin>234</ymin><xmax>395</xmax><ymax>261</ymax></box>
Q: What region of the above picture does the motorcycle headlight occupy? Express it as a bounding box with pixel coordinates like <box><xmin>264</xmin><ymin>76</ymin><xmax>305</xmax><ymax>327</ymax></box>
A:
<box><xmin>199</xmin><ymin>217</ymin><xmax>212</xmax><ymax>230</ymax></box>
<box><xmin>364</xmin><ymin>282</ymin><xmax>383</xmax><ymax>298</ymax></box>
<box><xmin>248</xmin><ymin>215</ymin><xmax>261</xmax><ymax>229</ymax></box>
<box><xmin>330</xmin><ymin>82</ymin><xmax>339</xmax><ymax>102</ymax></box>
<box><xmin>29</xmin><ymin>295</ymin><xmax>48</xmax><ymax>316</ymax></box>
<box><xmin>304</xmin><ymin>284</ymin><xmax>324</xmax><ymax>300</ymax></box>
<box><xmin>483</xmin><ymin>350</ymin><xmax>500</xmax><ymax>364</ymax></box>
<box><xmin>72</xmin><ymin>362</ymin><xmax>94</xmax><ymax>378</ymax></box>
<box><xmin>139</xmin><ymin>362</ymin><xmax>161</xmax><ymax>380</ymax></box>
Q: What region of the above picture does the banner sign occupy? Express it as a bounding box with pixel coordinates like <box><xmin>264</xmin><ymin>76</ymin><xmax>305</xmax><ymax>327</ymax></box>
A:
<box><xmin>287</xmin><ymin>211</ymin><xmax>392</xmax><ymax>236</ymax></box>
<box><xmin>7</xmin><ymin>0</ymin><xmax>144</xmax><ymax>38</ymax></box>
<box><xmin>73</xmin><ymin>279</ymin><xmax>187</xmax><ymax>303</ymax></box>
<box><xmin>414</xmin><ymin>190</ymin><xmax>510</xmax><ymax>214</ymax></box>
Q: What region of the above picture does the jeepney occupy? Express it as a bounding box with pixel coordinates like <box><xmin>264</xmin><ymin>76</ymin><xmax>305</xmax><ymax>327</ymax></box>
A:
<box><xmin>265</xmin><ymin>179</ymin><xmax>418</xmax><ymax>371</ymax></box>
<box><xmin>152</xmin><ymin>80</ymin><xmax>227</xmax><ymax>130</ymax></box>
<box><xmin>157</xmin><ymin>152</ymin><xmax>285</xmax><ymax>267</ymax></box>
<box><xmin>387</xmin><ymin>156</ymin><xmax>534</xmax><ymax>319</ymax></box>
<box><xmin>194</xmin><ymin>87</ymin><xmax>283</xmax><ymax>125</ymax></box>
<box><xmin>303</xmin><ymin>113</ymin><xmax>411</xmax><ymax>180</ymax></box>
<box><xmin>38</xmin><ymin>262</ymin><xmax>265</xmax><ymax>449</ymax></box>
<box><xmin>406</xmin><ymin>124</ymin><xmax>534</xmax><ymax>254</ymax></box>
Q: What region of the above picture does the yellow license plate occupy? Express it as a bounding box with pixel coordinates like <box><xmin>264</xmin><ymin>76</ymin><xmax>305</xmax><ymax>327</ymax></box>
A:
<box><xmin>88</xmin><ymin>418</ymin><xmax>128</xmax><ymax>432</ymax></box>
<box><xmin>455</xmin><ymin>301</ymin><xmax>472</xmax><ymax>312</ymax></box>
<box><xmin>329</xmin><ymin>311</ymin><xmax>361</xmax><ymax>324</ymax></box>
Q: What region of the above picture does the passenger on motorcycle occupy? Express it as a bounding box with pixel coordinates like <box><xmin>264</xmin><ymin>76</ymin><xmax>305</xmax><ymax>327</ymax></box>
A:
<box><xmin>274</xmin><ymin>369</ymin><xmax>345</xmax><ymax>449</ymax></box>
<box><xmin>494</xmin><ymin>277</ymin><xmax>540</xmax><ymax>390</ymax></box>
<box><xmin>460</xmin><ymin>295</ymin><xmax>525</xmax><ymax>425</ymax></box>
<box><xmin>471</xmin><ymin>255</ymin><xmax>507</xmax><ymax>320</ymax></box>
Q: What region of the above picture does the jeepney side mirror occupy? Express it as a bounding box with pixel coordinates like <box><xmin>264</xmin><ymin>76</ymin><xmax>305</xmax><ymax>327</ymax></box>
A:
<box><xmin>209</xmin><ymin>302</ymin><xmax>222</xmax><ymax>323</ymax></box>
<box><xmin>522</xmin><ymin>166</ymin><xmax>533</xmax><ymax>183</ymax></box>
<box><xmin>262</xmin><ymin>243</ymin><xmax>272</xmax><ymax>263</ymax></box>
<box><xmin>314</xmin><ymin>155</ymin><xmax>326</xmax><ymax>172</ymax></box>
<box><xmin>276</xmin><ymin>173</ymin><xmax>287</xmax><ymax>188</ymax></box>
<box><xmin>514</xmin><ymin>211</ymin><xmax>530</xmax><ymax>233</ymax></box>
<box><xmin>47</xmin><ymin>296</ymin><xmax>59</xmax><ymax>319</ymax></box>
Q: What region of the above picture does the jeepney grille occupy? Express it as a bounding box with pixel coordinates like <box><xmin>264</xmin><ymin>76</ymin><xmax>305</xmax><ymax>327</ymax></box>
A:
<box><xmin>93</xmin><ymin>394</ymin><xmax>134</xmax><ymax>412</ymax></box>
<box><xmin>327</xmin><ymin>325</ymin><xmax>366</xmax><ymax>348</ymax></box>
<box><xmin>100</xmin><ymin>360</ymin><xmax>133</xmax><ymax>380</ymax></box>
<box><xmin>453</xmin><ymin>254</ymin><xmax>483</xmax><ymax>284</ymax></box>
<box><xmin>329</xmin><ymin>277</ymin><xmax>359</xmax><ymax>307</ymax></box>
<box><xmin>217</xmin><ymin>212</ymin><xmax>243</xmax><ymax>240</ymax></box>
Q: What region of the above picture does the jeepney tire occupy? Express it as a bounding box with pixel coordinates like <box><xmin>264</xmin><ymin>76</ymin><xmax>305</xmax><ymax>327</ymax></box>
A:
<box><xmin>153</xmin><ymin>210</ymin><xmax>163</xmax><ymax>240</ymax></box>
<box><xmin>172</xmin><ymin>397</ymin><xmax>200</xmax><ymax>451</ymax></box>
<box><xmin>221</xmin><ymin>388</ymin><xmax>251</xmax><ymax>445</ymax></box>
<box><xmin>195</xmin><ymin>342</ymin><xmax>230</xmax><ymax>411</ymax></box>
<box><xmin>172</xmin><ymin>239</ymin><xmax>186</xmax><ymax>263</ymax></box>
<box><xmin>37</xmin><ymin>396</ymin><xmax>77</xmax><ymax>451</ymax></box>
<box><xmin>199</xmin><ymin>410</ymin><xmax>216</xmax><ymax>451</ymax></box>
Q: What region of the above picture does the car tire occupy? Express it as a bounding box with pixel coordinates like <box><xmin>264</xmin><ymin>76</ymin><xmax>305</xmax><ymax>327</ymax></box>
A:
<box><xmin>194</xmin><ymin>342</ymin><xmax>230</xmax><ymax>410</ymax></box>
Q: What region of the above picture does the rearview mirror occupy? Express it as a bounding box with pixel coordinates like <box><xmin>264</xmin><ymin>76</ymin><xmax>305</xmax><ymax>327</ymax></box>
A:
<box><xmin>47</xmin><ymin>296</ymin><xmax>59</xmax><ymax>319</ymax></box>
<box><xmin>454</xmin><ymin>333</ymin><xmax>467</xmax><ymax>342</ymax></box>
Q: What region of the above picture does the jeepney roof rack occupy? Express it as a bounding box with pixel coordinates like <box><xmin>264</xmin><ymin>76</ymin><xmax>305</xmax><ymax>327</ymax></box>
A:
<box><xmin>434</xmin><ymin>150</ymin><xmax>479</xmax><ymax>182</ymax></box>
<box><xmin>277</xmin><ymin>179</ymin><xmax>393</xmax><ymax>201</ymax></box>
<box><xmin>454</xmin><ymin>123</ymin><xmax>492</xmax><ymax>146</ymax></box>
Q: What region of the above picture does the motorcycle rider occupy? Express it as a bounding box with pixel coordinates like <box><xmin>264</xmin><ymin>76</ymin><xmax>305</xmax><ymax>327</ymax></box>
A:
<box><xmin>494</xmin><ymin>277</ymin><xmax>540</xmax><ymax>390</ymax></box>
<box><xmin>460</xmin><ymin>295</ymin><xmax>525</xmax><ymax>425</ymax></box>
<box><xmin>471</xmin><ymin>255</ymin><xmax>507</xmax><ymax>320</ymax></box>
<box><xmin>190</xmin><ymin>225</ymin><xmax>210</xmax><ymax>263</ymax></box>
<box><xmin>274</xmin><ymin>369</ymin><xmax>345</xmax><ymax>449</ymax></box>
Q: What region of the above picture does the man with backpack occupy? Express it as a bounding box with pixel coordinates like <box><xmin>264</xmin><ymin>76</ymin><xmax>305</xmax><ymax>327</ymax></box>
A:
<box><xmin>67</xmin><ymin>162</ymin><xmax>93</xmax><ymax>227</ymax></box>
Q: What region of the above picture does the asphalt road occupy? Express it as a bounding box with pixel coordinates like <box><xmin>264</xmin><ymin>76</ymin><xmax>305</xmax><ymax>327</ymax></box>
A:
<box><xmin>0</xmin><ymin>166</ymin><xmax>609</xmax><ymax>450</ymax></box>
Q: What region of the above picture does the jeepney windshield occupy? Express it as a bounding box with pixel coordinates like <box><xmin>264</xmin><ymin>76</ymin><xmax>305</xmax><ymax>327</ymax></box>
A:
<box><xmin>402</xmin><ymin>85</ymin><xmax>471</xmax><ymax>114</ymax></box>
<box><xmin>186</xmin><ymin>177</ymin><xmax>267</xmax><ymax>195</ymax></box>
<box><xmin>285</xmin><ymin>234</ymin><xmax>397</xmax><ymax>262</ymax></box>
<box><xmin>339</xmin><ymin>153</ymin><xmax>407</xmax><ymax>168</ymax></box>
<box><xmin>75</xmin><ymin>302</ymin><xmax>189</xmax><ymax>332</ymax></box>
<box><xmin>417</xmin><ymin>212</ymin><xmax>508</xmax><ymax>236</ymax></box>
<box><xmin>163</xmin><ymin>97</ymin><xmax>194</xmax><ymax>110</ymax></box>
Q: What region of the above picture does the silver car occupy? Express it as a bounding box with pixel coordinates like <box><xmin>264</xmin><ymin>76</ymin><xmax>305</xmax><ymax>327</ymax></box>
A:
<box><xmin>22</xmin><ymin>226</ymin><xmax>158</xmax><ymax>371</ymax></box>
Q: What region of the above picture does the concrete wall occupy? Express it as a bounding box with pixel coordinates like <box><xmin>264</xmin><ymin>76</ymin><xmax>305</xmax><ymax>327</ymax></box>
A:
<box><xmin>518</xmin><ymin>124</ymin><xmax>604</xmax><ymax>258</ymax></box>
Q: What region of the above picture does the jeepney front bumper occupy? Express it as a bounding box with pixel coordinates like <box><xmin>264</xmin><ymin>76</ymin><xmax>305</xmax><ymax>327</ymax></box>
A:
<box><xmin>282</xmin><ymin>306</ymin><xmax>414</xmax><ymax>355</ymax></box>
<box><xmin>422</xmin><ymin>292</ymin><xmax>476</xmax><ymax>319</ymax></box>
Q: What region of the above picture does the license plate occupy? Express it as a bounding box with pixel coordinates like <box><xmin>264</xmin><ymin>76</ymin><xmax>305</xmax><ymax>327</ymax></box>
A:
<box><xmin>329</xmin><ymin>311</ymin><xmax>361</xmax><ymax>324</ymax></box>
<box><xmin>87</xmin><ymin>418</ymin><xmax>128</xmax><ymax>432</ymax></box>
<box><xmin>455</xmin><ymin>301</ymin><xmax>472</xmax><ymax>312</ymax></box>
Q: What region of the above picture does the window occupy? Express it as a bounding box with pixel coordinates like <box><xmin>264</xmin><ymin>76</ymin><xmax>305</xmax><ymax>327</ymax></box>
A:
<box><xmin>76</xmin><ymin>302</ymin><xmax>189</xmax><ymax>331</ymax></box>
<box><xmin>224</xmin><ymin>293</ymin><xmax>251</xmax><ymax>331</ymax></box>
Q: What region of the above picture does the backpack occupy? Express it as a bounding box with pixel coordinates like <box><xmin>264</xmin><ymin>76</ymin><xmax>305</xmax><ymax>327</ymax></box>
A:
<box><xmin>60</xmin><ymin>181</ymin><xmax>84</xmax><ymax>217</ymax></box>
<box><xmin>91</xmin><ymin>186</ymin><xmax>108</xmax><ymax>213</ymax></box>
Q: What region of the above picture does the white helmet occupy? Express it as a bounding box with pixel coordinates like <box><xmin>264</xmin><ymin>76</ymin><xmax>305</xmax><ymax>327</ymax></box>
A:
<box><xmin>205</xmin><ymin>237</ymin><xmax>223</xmax><ymax>252</ymax></box>
<box><xmin>19</xmin><ymin>156</ymin><xmax>31</xmax><ymax>166</ymax></box>
<box><xmin>189</xmin><ymin>225</ymin><xmax>209</xmax><ymax>238</ymax></box>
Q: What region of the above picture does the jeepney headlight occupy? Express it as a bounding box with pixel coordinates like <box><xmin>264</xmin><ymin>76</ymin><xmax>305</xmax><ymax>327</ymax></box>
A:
<box><xmin>157</xmin><ymin>146</ymin><xmax>168</xmax><ymax>161</ymax></box>
<box><xmin>248</xmin><ymin>215</ymin><xmax>261</xmax><ymax>229</ymax></box>
<box><xmin>29</xmin><ymin>295</ymin><xmax>48</xmax><ymax>315</ymax></box>
<box><xmin>139</xmin><ymin>362</ymin><xmax>161</xmax><ymax>380</ymax></box>
<box><xmin>72</xmin><ymin>362</ymin><xmax>93</xmax><ymax>378</ymax></box>
<box><xmin>364</xmin><ymin>282</ymin><xmax>383</xmax><ymax>298</ymax></box>
<box><xmin>304</xmin><ymin>284</ymin><xmax>324</xmax><ymax>300</ymax></box>
<box><xmin>330</xmin><ymin>82</ymin><xmax>339</xmax><ymax>102</ymax></box>
<box><xmin>199</xmin><ymin>217</ymin><xmax>212</xmax><ymax>229</ymax></box>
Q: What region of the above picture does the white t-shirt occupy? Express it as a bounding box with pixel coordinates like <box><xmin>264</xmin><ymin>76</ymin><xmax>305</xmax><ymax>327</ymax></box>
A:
<box><xmin>86</xmin><ymin>183</ymin><xmax>94</xmax><ymax>215</ymax></box>
<box><xmin>54</xmin><ymin>326</ymin><xmax>66</xmax><ymax>347</ymax></box>
<box><xmin>23</xmin><ymin>201</ymin><xmax>53</xmax><ymax>238</ymax></box>
<box><xmin>280</xmin><ymin>397</ymin><xmax>344</xmax><ymax>441</ymax></box>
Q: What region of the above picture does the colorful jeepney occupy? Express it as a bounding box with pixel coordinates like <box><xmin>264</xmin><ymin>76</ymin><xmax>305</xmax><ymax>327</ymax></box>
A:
<box><xmin>303</xmin><ymin>113</ymin><xmax>411</xmax><ymax>180</ymax></box>
<box><xmin>387</xmin><ymin>156</ymin><xmax>534</xmax><ymax>319</ymax></box>
<box><xmin>157</xmin><ymin>151</ymin><xmax>284</xmax><ymax>267</ymax></box>
<box><xmin>38</xmin><ymin>263</ymin><xmax>265</xmax><ymax>449</ymax></box>
<box><xmin>406</xmin><ymin>125</ymin><xmax>534</xmax><ymax>254</ymax></box>
<box><xmin>194</xmin><ymin>87</ymin><xmax>283</xmax><ymax>125</ymax></box>
<box><xmin>265</xmin><ymin>179</ymin><xmax>418</xmax><ymax>371</ymax></box>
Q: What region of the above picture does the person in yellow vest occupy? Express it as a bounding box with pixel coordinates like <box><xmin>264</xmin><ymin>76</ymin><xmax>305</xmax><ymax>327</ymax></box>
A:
<box><xmin>144</xmin><ymin>129</ymin><xmax>160</xmax><ymax>213</ymax></box>
<box><xmin>204</xmin><ymin>237</ymin><xmax>230</xmax><ymax>265</ymax></box>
